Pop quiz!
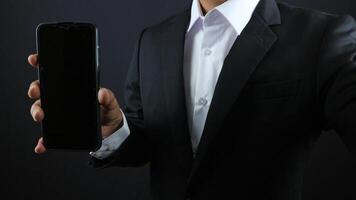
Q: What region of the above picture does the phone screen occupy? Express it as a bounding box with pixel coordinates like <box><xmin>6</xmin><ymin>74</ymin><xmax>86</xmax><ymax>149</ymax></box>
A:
<box><xmin>37</xmin><ymin>23</ymin><xmax>101</xmax><ymax>150</ymax></box>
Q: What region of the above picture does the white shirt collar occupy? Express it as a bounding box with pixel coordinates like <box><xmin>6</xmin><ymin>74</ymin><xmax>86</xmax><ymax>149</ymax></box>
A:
<box><xmin>187</xmin><ymin>0</ymin><xmax>260</xmax><ymax>35</ymax></box>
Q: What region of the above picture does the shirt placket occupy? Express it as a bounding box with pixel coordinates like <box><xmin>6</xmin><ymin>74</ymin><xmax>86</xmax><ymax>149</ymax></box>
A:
<box><xmin>191</xmin><ymin>17</ymin><xmax>220</xmax><ymax>154</ymax></box>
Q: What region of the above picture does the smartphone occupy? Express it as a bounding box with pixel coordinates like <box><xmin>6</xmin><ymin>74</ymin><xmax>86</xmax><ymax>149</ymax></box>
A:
<box><xmin>36</xmin><ymin>22</ymin><xmax>101</xmax><ymax>151</ymax></box>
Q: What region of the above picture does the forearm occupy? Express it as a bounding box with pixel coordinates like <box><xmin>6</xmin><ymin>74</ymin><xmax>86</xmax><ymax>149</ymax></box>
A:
<box><xmin>319</xmin><ymin>15</ymin><xmax>356</xmax><ymax>156</ymax></box>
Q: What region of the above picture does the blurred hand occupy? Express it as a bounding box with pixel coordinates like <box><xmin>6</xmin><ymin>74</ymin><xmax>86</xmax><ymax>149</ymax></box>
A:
<box><xmin>27</xmin><ymin>54</ymin><xmax>123</xmax><ymax>154</ymax></box>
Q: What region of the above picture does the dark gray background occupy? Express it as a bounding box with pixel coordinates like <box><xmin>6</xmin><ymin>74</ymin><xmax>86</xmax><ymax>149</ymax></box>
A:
<box><xmin>1</xmin><ymin>0</ymin><xmax>356</xmax><ymax>199</ymax></box>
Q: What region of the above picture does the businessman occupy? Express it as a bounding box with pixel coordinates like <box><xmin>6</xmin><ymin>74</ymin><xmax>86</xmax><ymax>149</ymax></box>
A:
<box><xmin>27</xmin><ymin>0</ymin><xmax>356</xmax><ymax>199</ymax></box>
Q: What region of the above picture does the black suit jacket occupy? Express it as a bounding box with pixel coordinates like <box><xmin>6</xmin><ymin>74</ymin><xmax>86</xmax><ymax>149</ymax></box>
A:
<box><xmin>90</xmin><ymin>0</ymin><xmax>356</xmax><ymax>199</ymax></box>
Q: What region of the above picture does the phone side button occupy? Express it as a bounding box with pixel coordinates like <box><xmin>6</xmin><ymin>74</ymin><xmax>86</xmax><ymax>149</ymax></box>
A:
<box><xmin>96</xmin><ymin>46</ymin><xmax>100</xmax><ymax>67</ymax></box>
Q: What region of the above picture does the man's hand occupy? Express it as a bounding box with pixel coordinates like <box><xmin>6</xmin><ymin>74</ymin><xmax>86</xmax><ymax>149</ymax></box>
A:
<box><xmin>27</xmin><ymin>54</ymin><xmax>123</xmax><ymax>154</ymax></box>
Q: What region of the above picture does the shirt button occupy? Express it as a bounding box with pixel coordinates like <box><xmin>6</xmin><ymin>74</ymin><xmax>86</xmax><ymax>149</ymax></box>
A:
<box><xmin>204</xmin><ymin>48</ymin><xmax>212</xmax><ymax>56</ymax></box>
<box><xmin>198</xmin><ymin>97</ymin><xmax>208</xmax><ymax>106</ymax></box>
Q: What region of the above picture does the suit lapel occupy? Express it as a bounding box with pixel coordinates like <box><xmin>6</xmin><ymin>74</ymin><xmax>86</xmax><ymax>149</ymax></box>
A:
<box><xmin>188</xmin><ymin>0</ymin><xmax>281</xmax><ymax>183</ymax></box>
<box><xmin>160</xmin><ymin>9</ymin><xmax>195</xmax><ymax>169</ymax></box>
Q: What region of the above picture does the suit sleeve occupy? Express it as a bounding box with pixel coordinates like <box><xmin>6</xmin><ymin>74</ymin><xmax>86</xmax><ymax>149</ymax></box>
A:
<box><xmin>319</xmin><ymin>15</ymin><xmax>356</xmax><ymax>155</ymax></box>
<box><xmin>89</xmin><ymin>109</ymin><xmax>130</xmax><ymax>159</ymax></box>
<box><xmin>89</xmin><ymin>28</ymin><xmax>151</xmax><ymax>168</ymax></box>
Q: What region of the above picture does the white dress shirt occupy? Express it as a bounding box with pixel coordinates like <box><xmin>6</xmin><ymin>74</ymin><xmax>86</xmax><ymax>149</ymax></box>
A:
<box><xmin>91</xmin><ymin>0</ymin><xmax>260</xmax><ymax>159</ymax></box>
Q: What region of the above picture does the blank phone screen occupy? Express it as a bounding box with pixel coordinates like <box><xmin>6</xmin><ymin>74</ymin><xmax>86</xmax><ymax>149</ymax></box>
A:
<box><xmin>37</xmin><ymin>23</ymin><xmax>100</xmax><ymax>150</ymax></box>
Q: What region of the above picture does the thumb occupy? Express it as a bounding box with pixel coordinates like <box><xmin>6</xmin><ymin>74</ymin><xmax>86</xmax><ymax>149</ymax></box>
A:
<box><xmin>98</xmin><ymin>88</ymin><xmax>119</xmax><ymax>110</ymax></box>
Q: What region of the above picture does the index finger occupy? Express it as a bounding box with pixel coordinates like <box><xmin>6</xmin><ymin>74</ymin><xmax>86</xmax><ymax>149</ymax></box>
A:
<box><xmin>28</xmin><ymin>54</ymin><xmax>38</xmax><ymax>68</ymax></box>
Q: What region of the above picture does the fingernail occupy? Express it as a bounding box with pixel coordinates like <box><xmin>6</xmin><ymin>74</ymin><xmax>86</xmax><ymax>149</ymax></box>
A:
<box><xmin>30</xmin><ymin>106</ymin><xmax>34</xmax><ymax>116</ymax></box>
<box><xmin>28</xmin><ymin>87</ymin><xmax>33</xmax><ymax>98</ymax></box>
<box><xmin>33</xmin><ymin>111</ymin><xmax>38</xmax><ymax>122</ymax></box>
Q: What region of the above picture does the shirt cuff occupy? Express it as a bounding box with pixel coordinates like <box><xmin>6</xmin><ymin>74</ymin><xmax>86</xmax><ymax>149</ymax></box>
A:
<box><xmin>89</xmin><ymin>109</ymin><xmax>130</xmax><ymax>160</ymax></box>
